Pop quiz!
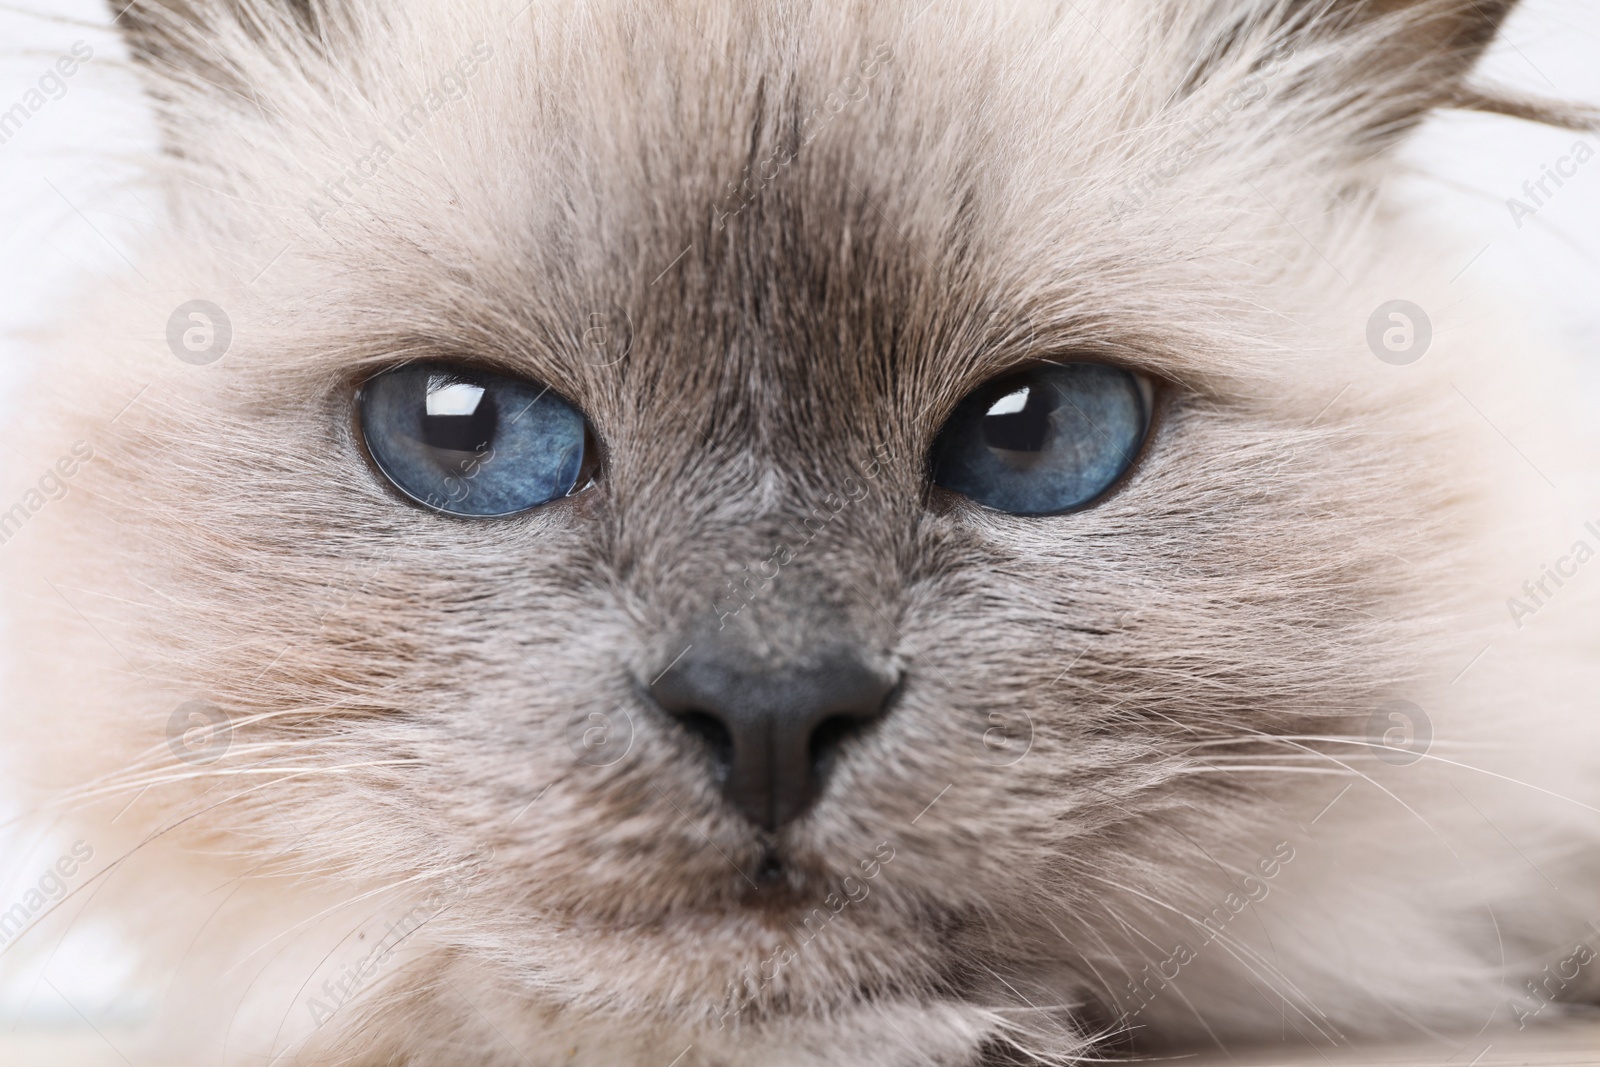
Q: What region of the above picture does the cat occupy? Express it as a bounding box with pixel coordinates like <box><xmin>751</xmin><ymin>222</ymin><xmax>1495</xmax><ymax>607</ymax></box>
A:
<box><xmin>3</xmin><ymin>0</ymin><xmax>1600</xmax><ymax>1064</ymax></box>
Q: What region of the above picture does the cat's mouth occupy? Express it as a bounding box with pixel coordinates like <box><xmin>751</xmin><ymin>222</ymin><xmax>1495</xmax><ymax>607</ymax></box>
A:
<box><xmin>654</xmin><ymin>839</ymin><xmax>851</xmax><ymax>918</ymax></box>
<box><xmin>713</xmin><ymin>838</ymin><xmax>894</xmax><ymax>921</ymax></box>
<box><xmin>729</xmin><ymin>845</ymin><xmax>820</xmax><ymax>912</ymax></box>
<box><xmin>755</xmin><ymin>848</ymin><xmax>787</xmax><ymax>886</ymax></box>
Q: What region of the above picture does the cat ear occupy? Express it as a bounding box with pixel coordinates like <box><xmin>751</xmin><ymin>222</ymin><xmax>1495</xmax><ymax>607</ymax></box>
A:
<box><xmin>113</xmin><ymin>0</ymin><xmax>330</xmax><ymax>69</ymax></box>
<box><xmin>110</xmin><ymin>1</ymin><xmax>352</xmax><ymax>156</ymax></box>
<box><xmin>1185</xmin><ymin>0</ymin><xmax>1592</xmax><ymax>149</ymax></box>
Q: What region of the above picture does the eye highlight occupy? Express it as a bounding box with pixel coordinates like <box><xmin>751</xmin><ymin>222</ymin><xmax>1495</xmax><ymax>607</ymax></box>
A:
<box><xmin>358</xmin><ymin>363</ymin><xmax>596</xmax><ymax>517</ymax></box>
<box><xmin>929</xmin><ymin>362</ymin><xmax>1151</xmax><ymax>516</ymax></box>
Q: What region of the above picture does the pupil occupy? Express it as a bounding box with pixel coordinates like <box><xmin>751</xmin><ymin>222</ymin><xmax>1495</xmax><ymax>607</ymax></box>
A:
<box><xmin>421</xmin><ymin>376</ymin><xmax>496</xmax><ymax>454</ymax></box>
<box><xmin>981</xmin><ymin>385</ymin><xmax>1056</xmax><ymax>454</ymax></box>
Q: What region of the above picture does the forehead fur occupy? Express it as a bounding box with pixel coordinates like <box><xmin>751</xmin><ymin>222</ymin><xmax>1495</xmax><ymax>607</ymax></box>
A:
<box><xmin>129</xmin><ymin>0</ymin><xmax>1502</xmax><ymax>395</ymax></box>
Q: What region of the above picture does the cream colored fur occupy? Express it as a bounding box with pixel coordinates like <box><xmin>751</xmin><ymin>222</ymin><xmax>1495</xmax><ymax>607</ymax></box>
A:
<box><xmin>3</xmin><ymin>0</ymin><xmax>1600</xmax><ymax>1064</ymax></box>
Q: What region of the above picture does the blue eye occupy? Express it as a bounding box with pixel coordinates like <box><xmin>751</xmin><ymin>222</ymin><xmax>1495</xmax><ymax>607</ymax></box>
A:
<box><xmin>358</xmin><ymin>363</ymin><xmax>595</xmax><ymax>517</ymax></box>
<box><xmin>930</xmin><ymin>362</ymin><xmax>1151</xmax><ymax>515</ymax></box>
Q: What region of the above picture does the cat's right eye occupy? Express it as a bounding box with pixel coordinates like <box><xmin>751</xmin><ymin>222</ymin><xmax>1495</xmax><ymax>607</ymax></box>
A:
<box><xmin>929</xmin><ymin>361</ymin><xmax>1151</xmax><ymax>515</ymax></box>
<box><xmin>357</xmin><ymin>363</ymin><xmax>597</xmax><ymax>517</ymax></box>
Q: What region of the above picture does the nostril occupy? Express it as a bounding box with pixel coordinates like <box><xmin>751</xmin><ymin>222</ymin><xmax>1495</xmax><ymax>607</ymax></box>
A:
<box><xmin>808</xmin><ymin>713</ymin><xmax>873</xmax><ymax>777</ymax></box>
<box><xmin>675</xmin><ymin>710</ymin><xmax>734</xmax><ymax>783</ymax></box>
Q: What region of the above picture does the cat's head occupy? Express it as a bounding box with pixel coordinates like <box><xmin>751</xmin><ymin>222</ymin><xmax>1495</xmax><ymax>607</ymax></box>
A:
<box><xmin>7</xmin><ymin>0</ymin><xmax>1582</xmax><ymax>1056</ymax></box>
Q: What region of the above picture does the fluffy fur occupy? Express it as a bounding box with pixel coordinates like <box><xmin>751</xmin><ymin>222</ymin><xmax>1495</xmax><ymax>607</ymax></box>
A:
<box><xmin>4</xmin><ymin>0</ymin><xmax>1600</xmax><ymax>1063</ymax></box>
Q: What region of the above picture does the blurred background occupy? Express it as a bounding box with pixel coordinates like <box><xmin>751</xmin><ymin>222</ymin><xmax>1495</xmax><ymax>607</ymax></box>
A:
<box><xmin>0</xmin><ymin>0</ymin><xmax>1598</xmax><ymax>1052</ymax></box>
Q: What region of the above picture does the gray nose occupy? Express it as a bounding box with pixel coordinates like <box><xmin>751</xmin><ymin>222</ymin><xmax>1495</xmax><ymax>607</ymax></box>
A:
<box><xmin>648</xmin><ymin>647</ymin><xmax>898</xmax><ymax>831</ymax></box>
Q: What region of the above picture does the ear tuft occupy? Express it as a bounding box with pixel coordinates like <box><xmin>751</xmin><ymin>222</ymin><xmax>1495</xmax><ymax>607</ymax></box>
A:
<box><xmin>110</xmin><ymin>0</ymin><xmax>354</xmax><ymax>159</ymax></box>
<box><xmin>1452</xmin><ymin>84</ymin><xmax>1600</xmax><ymax>132</ymax></box>
<box><xmin>1341</xmin><ymin>0</ymin><xmax>1600</xmax><ymax>136</ymax></box>
<box><xmin>1187</xmin><ymin>0</ymin><xmax>1597</xmax><ymax>150</ymax></box>
<box><xmin>116</xmin><ymin>0</ymin><xmax>323</xmax><ymax>61</ymax></box>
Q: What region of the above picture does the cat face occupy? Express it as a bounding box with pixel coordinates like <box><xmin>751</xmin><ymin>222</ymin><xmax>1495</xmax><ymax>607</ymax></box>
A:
<box><xmin>8</xmin><ymin>0</ymin><xmax>1566</xmax><ymax>1054</ymax></box>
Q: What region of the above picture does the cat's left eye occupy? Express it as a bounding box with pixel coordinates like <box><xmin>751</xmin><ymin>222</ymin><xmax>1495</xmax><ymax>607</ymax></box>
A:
<box><xmin>929</xmin><ymin>361</ymin><xmax>1152</xmax><ymax>516</ymax></box>
<box><xmin>357</xmin><ymin>362</ymin><xmax>597</xmax><ymax>517</ymax></box>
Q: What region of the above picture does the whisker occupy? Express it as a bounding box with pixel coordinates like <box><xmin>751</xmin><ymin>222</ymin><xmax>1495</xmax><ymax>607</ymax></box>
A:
<box><xmin>1089</xmin><ymin>879</ymin><xmax>1341</xmax><ymax>1046</ymax></box>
